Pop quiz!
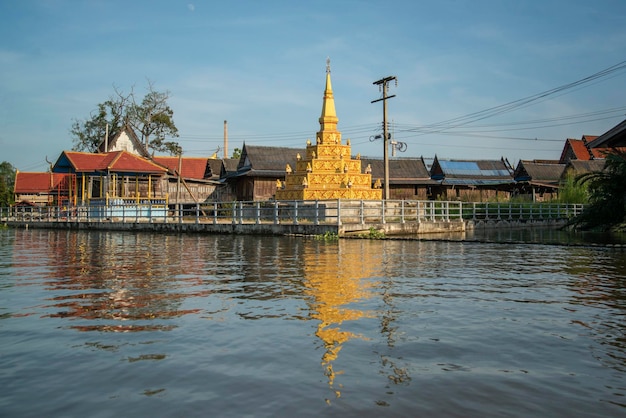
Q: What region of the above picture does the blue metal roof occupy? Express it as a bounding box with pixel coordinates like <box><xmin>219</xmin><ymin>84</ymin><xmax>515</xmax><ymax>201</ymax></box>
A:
<box><xmin>437</xmin><ymin>160</ymin><xmax>511</xmax><ymax>177</ymax></box>
<box><xmin>442</xmin><ymin>178</ymin><xmax>514</xmax><ymax>186</ymax></box>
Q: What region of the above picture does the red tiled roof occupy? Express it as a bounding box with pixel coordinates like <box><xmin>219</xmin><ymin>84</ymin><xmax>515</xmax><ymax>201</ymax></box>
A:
<box><xmin>559</xmin><ymin>137</ymin><xmax>626</xmax><ymax>163</ymax></box>
<box><xmin>582</xmin><ymin>135</ymin><xmax>598</xmax><ymax>142</ymax></box>
<box><xmin>14</xmin><ymin>172</ymin><xmax>69</xmax><ymax>193</ymax></box>
<box><xmin>63</xmin><ymin>152</ymin><xmax>111</xmax><ymax>172</ymax></box>
<box><xmin>61</xmin><ymin>151</ymin><xmax>167</xmax><ymax>174</ymax></box>
<box><xmin>153</xmin><ymin>156</ymin><xmax>209</xmax><ymax>179</ymax></box>
<box><xmin>107</xmin><ymin>151</ymin><xmax>167</xmax><ymax>173</ymax></box>
<box><xmin>568</xmin><ymin>139</ymin><xmax>593</xmax><ymax>160</ymax></box>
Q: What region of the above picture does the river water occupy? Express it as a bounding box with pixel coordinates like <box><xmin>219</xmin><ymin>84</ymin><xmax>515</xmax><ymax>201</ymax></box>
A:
<box><xmin>1</xmin><ymin>228</ymin><xmax>625</xmax><ymax>417</ymax></box>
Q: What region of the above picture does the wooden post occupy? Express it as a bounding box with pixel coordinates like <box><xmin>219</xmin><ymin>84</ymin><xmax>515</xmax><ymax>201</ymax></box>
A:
<box><xmin>176</xmin><ymin>153</ymin><xmax>182</xmax><ymax>220</ymax></box>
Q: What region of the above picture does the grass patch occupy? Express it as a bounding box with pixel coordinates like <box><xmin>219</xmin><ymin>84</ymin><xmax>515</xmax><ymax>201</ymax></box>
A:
<box><xmin>358</xmin><ymin>227</ymin><xmax>385</xmax><ymax>239</ymax></box>
<box><xmin>314</xmin><ymin>231</ymin><xmax>339</xmax><ymax>241</ymax></box>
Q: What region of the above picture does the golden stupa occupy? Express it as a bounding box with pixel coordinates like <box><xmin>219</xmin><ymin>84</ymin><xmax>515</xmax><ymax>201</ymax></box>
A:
<box><xmin>275</xmin><ymin>59</ymin><xmax>382</xmax><ymax>201</ymax></box>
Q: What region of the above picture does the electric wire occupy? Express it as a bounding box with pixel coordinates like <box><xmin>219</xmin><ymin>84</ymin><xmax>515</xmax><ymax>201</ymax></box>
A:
<box><xmin>174</xmin><ymin>60</ymin><xmax>626</xmax><ymax>156</ymax></box>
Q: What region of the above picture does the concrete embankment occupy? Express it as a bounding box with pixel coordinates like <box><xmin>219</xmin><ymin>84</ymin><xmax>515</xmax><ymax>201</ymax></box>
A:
<box><xmin>5</xmin><ymin>217</ymin><xmax>570</xmax><ymax>237</ymax></box>
<box><xmin>4</xmin><ymin>220</ymin><xmax>340</xmax><ymax>236</ymax></box>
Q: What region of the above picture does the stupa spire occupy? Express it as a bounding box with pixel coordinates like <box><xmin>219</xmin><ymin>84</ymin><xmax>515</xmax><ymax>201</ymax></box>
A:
<box><xmin>319</xmin><ymin>57</ymin><xmax>338</xmax><ymax>132</ymax></box>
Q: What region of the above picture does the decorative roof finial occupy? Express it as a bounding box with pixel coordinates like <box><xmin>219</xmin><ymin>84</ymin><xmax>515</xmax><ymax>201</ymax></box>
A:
<box><xmin>326</xmin><ymin>57</ymin><xmax>331</xmax><ymax>73</ymax></box>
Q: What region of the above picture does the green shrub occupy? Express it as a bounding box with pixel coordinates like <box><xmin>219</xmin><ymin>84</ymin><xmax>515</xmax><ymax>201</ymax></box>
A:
<box><xmin>314</xmin><ymin>231</ymin><xmax>339</xmax><ymax>241</ymax></box>
<box><xmin>359</xmin><ymin>227</ymin><xmax>385</xmax><ymax>239</ymax></box>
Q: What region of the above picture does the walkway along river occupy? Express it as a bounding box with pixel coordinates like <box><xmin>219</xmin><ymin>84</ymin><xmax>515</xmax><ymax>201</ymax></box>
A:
<box><xmin>1</xmin><ymin>200</ymin><xmax>584</xmax><ymax>236</ymax></box>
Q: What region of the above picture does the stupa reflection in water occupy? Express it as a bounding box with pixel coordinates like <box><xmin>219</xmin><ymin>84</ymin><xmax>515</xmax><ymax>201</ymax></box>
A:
<box><xmin>302</xmin><ymin>240</ymin><xmax>380</xmax><ymax>401</ymax></box>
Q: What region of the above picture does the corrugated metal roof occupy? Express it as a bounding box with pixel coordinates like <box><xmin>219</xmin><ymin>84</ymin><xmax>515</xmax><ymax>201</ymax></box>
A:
<box><xmin>239</xmin><ymin>145</ymin><xmax>303</xmax><ymax>172</ymax></box>
<box><xmin>565</xmin><ymin>159</ymin><xmax>606</xmax><ymax>176</ymax></box>
<box><xmin>360</xmin><ymin>157</ymin><xmax>431</xmax><ymax>180</ymax></box>
<box><xmin>514</xmin><ymin>161</ymin><xmax>565</xmax><ymax>183</ymax></box>
<box><xmin>442</xmin><ymin>178</ymin><xmax>514</xmax><ymax>186</ymax></box>
<box><xmin>435</xmin><ymin>159</ymin><xmax>512</xmax><ymax>178</ymax></box>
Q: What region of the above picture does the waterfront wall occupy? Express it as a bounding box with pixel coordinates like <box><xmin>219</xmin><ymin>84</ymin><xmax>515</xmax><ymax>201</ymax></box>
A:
<box><xmin>5</xmin><ymin>218</ymin><xmax>569</xmax><ymax>237</ymax></box>
<box><xmin>2</xmin><ymin>200</ymin><xmax>582</xmax><ymax>237</ymax></box>
<box><xmin>7</xmin><ymin>220</ymin><xmax>338</xmax><ymax>236</ymax></box>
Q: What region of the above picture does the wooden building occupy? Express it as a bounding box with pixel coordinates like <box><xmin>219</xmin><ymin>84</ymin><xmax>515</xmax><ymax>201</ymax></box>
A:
<box><xmin>52</xmin><ymin>150</ymin><xmax>169</xmax><ymax>205</ymax></box>
<box><xmin>559</xmin><ymin>135</ymin><xmax>601</xmax><ymax>164</ymax></box>
<box><xmin>558</xmin><ymin>131</ymin><xmax>626</xmax><ymax>165</ymax></box>
<box><xmin>429</xmin><ymin>157</ymin><xmax>515</xmax><ymax>201</ymax></box>
<box><xmin>513</xmin><ymin>160</ymin><xmax>565</xmax><ymax>201</ymax></box>
<box><xmin>226</xmin><ymin>144</ymin><xmax>304</xmax><ymax>201</ymax></box>
<box><xmin>561</xmin><ymin>159</ymin><xmax>606</xmax><ymax>180</ymax></box>
<box><xmin>360</xmin><ymin>157</ymin><xmax>436</xmax><ymax>200</ymax></box>
<box><xmin>13</xmin><ymin>172</ymin><xmax>71</xmax><ymax>206</ymax></box>
<box><xmin>152</xmin><ymin>156</ymin><xmax>221</xmax><ymax>204</ymax></box>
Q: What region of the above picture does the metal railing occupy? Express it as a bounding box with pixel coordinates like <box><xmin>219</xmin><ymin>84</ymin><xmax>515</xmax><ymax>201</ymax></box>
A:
<box><xmin>1</xmin><ymin>200</ymin><xmax>584</xmax><ymax>226</ymax></box>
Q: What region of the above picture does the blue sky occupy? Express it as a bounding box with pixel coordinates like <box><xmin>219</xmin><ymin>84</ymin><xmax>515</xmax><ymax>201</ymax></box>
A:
<box><xmin>1</xmin><ymin>0</ymin><xmax>625</xmax><ymax>171</ymax></box>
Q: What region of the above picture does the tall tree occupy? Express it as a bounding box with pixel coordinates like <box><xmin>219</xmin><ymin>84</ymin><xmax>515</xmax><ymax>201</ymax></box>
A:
<box><xmin>70</xmin><ymin>82</ymin><xmax>181</xmax><ymax>155</ymax></box>
<box><xmin>0</xmin><ymin>161</ymin><xmax>16</xmax><ymax>207</ymax></box>
<box><xmin>571</xmin><ymin>151</ymin><xmax>626</xmax><ymax>230</ymax></box>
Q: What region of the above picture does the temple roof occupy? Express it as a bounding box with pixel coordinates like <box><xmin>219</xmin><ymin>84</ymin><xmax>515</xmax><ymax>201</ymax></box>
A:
<box><xmin>234</xmin><ymin>144</ymin><xmax>304</xmax><ymax>178</ymax></box>
<box><xmin>52</xmin><ymin>150</ymin><xmax>167</xmax><ymax>175</ymax></box>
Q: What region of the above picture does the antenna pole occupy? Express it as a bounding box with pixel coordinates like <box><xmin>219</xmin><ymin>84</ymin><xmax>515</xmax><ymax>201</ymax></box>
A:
<box><xmin>372</xmin><ymin>76</ymin><xmax>397</xmax><ymax>200</ymax></box>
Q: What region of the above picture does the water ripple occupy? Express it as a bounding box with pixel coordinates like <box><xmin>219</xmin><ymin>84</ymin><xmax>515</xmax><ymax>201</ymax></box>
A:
<box><xmin>1</xmin><ymin>229</ymin><xmax>625</xmax><ymax>417</ymax></box>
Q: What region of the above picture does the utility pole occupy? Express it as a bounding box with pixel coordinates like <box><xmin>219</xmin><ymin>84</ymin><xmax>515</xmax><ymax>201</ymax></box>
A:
<box><xmin>223</xmin><ymin>120</ymin><xmax>228</xmax><ymax>159</ymax></box>
<box><xmin>372</xmin><ymin>76</ymin><xmax>397</xmax><ymax>200</ymax></box>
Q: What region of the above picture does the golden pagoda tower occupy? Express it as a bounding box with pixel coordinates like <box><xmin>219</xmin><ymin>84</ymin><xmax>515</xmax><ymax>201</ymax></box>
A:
<box><xmin>275</xmin><ymin>59</ymin><xmax>382</xmax><ymax>201</ymax></box>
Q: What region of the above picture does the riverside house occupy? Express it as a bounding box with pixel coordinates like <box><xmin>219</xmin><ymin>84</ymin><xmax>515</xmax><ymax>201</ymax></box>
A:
<box><xmin>429</xmin><ymin>156</ymin><xmax>515</xmax><ymax>201</ymax></box>
<box><xmin>225</xmin><ymin>144</ymin><xmax>304</xmax><ymax>201</ymax></box>
<box><xmin>13</xmin><ymin>172</ymin><xmax>72</xmax><ymax>207</ymax></box>
<box><xmin>512</xmin><ymin>160</ymin><xmax>565</xmax><ymax>202</ymax></box>
<box><xmin>13</xmin><ymin>150</ymin><xmax>223</xmax><ymax>216</ymax></box>
<box><xmin>359</xmin><ymin>157</ymin><xmax>437</xmax><ymax>200</ymax></box>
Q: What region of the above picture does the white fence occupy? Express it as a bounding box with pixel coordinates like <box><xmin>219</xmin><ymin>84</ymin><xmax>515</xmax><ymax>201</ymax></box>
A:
<box><xmin>1</xmin><ymin>200</ymin><xmax>584</xmax><ymax>226</ymax></box>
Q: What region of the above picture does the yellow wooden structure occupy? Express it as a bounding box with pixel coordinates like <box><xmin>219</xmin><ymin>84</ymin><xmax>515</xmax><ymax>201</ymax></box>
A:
<box><xmin>275</xmin><ymin>60</ymin><xmax>382</xmax><ymax>200</ymax></box>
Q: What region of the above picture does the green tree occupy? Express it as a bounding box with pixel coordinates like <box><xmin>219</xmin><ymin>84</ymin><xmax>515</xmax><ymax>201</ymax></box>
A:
<box><xmin>571</xmin><ymin>151</ymin><xmax>626</xmax><ymax>230</ymax></box>
<box><xmin>231</xmin><ymin>147</ymin><xmax>242</xmax><ymax>159</ymax></box>
<box><xmin>557</xmin><ymin>172</ymin><xmax>588</xmax><ymax>204</ymax></box>
<box><xmin>0</xmin><ymin>161</ymin><xmax>16</xmax><ymax>207</ymax></box>
<box><xmin>71</xmin><ymin>81</ymin><xmax>181</xmax><ymax>155</ymax></box>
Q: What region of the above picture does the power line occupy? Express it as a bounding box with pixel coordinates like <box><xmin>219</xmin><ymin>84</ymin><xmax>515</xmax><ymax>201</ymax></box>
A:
<box><xmin>404</xmin><ymin>60</ymin><xmax>626</xmax><ymax>135</ymax></box>
<box><xmin>176</xmin><ymin>103</ymin><xmax>624</xmax><ymax>144</ymax></box>
<box><xmin>392</xmin><ymin>106</ymin><xmax>626</xmax><ymax>131</ymax></box>
<box><xmin>392</xmin><ymin>113</ymin><xmax>625</xmax><ymax>141</ymax></box>
<box><xmin>173</xmin><ymin>60</ymin><xmax>626</xmax><ymax>157</ymax></box>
